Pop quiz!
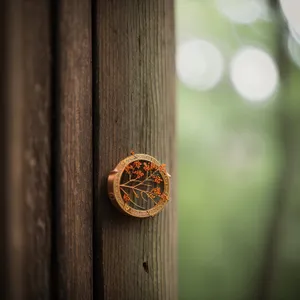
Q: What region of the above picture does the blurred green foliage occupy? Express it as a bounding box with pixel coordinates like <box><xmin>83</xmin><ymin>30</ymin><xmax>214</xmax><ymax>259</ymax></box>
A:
<box><xmin>176</xmin><ymin>1</ymin><xmax>300</xmax><ymax>299</ymax></box>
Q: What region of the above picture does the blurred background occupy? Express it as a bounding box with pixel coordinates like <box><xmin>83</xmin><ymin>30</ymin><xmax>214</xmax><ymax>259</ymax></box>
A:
<box><xmin>176</xmin><ymin>0</ymin><xmax>300</xmax><ymax>299</ymax></box>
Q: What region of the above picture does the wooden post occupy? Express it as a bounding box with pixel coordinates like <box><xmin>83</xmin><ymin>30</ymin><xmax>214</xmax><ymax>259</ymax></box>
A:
<box><xmin>53</xmin><ymin>0</ymin><xmax>93</xmax><ymax>299</ymax></box>
<box><xmin>3</xmin><ymin>0</ymin><xmax>52</xmax><ymax>299</ymax></box>
<box><xmin>94</xmin><ymin>0</ymin><xmax>177</xmax><ymax>299</ymax></box>
<box><xmin>3</xmin><ymin>0</ymin><xmax>177</xmax><ymax>299</ymax></box>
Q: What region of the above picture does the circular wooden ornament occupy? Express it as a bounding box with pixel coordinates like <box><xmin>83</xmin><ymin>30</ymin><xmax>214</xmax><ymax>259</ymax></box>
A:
<box><xmin>108</xmin><ymin>153</ymin><xmax>171</xmax><ymax>218</ymax></box>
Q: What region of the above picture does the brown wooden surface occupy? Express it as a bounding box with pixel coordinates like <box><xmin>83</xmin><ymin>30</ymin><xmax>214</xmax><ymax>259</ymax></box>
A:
<box><xmin>5</xmin><ymin>1</ymin><xmax>25</xmax><ymax>298</ymax></box>
<box><xmin>94</xmin><ymin>0</ymin><xmax>177</xmax><ymax>299</ymax></box>
<box><xmin>53</xmin><ymin>0</ymin><xmax>93</xmax><ymax>299</ymax></box>
<box><xmin>3</xmin><ymin>0</ymin><xmax>176</xmax><ymax>299</ymax></box>
<box><xmin>0</xmin><ymin>1</ymin><xmax>5</xmax><ymax>295</ymax></box>
<box><xmin>4</xmin><ymin>0</ymin><xmax>52</xmax><ymax>299</ymax></box>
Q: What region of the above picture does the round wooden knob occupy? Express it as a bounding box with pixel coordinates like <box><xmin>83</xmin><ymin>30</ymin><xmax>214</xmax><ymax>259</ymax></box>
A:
<box><xmin>108</xmin><ymin>153</ymin><xmax>171</xmax><ymax>218</ymax></box>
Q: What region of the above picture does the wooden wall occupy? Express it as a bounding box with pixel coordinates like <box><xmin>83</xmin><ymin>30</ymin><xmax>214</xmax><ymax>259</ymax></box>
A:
<box><xmin>2</xmin><ymin>0</ymin><xmax>177</xmax><ymax>299</ymax></box>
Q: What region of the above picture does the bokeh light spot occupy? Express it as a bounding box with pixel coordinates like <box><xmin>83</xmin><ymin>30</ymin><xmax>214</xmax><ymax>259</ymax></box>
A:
<box><xmin>230</xmin><ymin>47</ymin><xmax>279</xmax><ymax>102</ymax></box>
<box><xmin>176</xmin><ymin>39</ymin><xmax>224</xmax><ymax>91</ymax></box>
<box><xmin>280</xmin><ymin>0</ymin><xmax>300</xmax><ymax>34</ymax></box>
<box><xmin>216</xmin><ymin>0</ymin><xmax>266</xmax><ymax>24</ymax></box>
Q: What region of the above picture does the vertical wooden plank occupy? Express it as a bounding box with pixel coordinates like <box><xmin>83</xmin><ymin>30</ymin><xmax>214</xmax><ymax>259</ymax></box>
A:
<box><xmin>4</xmin><ymin>0</ymin><xmax>52</xmax><ymax>299</ymax></box>
<box><xmin>94</xmin><ymin>0</ymin><xmax>177</xmax><ymax>299</ymax></box>
<box><xmin>22</xmin><ymin>1</ymin><xmax>52</xmax><ymax>297</ymax></box>
<box><xmin>4</xmin><ymin>1</ymin><xmax>24</xmax><ymax>299</ymax></box>
<box><xmin>0</xmin><ymin>1</ymin><xmax>6</xmax><ymax>294</ymax></box>
<box><xmin>54</xmin><ymin>0</ymin><xmax>93</xmax><ymax>298</ymax></box>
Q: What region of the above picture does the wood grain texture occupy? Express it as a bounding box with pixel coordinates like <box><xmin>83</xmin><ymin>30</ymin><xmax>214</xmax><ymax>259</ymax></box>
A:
<box><xmin>54</xmin><ymin>0</ymin><xmax>93</xmax><ymax>298</ymax></box>
<box><xmin>0</xmin><ymin>1</ymin><xmax>5</xmax><ymax>295</ymax></box>
<box><xmin>4</xmin><ymin>0</ymin><xmax>52</xmax><ymax>299</ymax></box>
<box><xmin>94</xmin><ymin>0</ymin><xmax>177</xmax><ymax>299</ymax></box>
<box><xmin>22</xmin><ymin>1</ymin><xmax>52</xmax><ymax>298</ymax></box>
<box><xmin>4</xmin><ymin>1</ymin><xmax>25</xmax><ymax>299</ymax></box>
